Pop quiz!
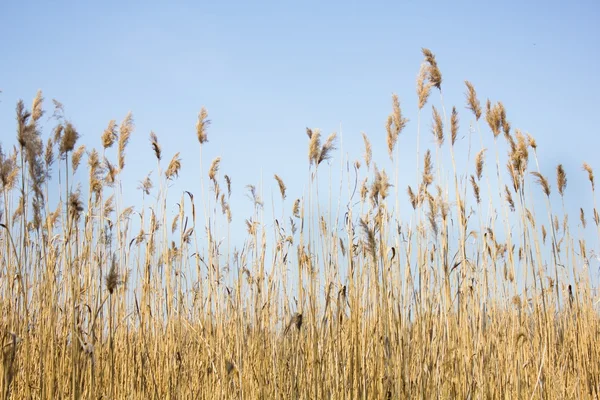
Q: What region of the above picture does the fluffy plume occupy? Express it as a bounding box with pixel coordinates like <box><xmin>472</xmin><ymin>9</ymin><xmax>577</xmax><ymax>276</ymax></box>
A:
<box><xmin>422</xmin><ymin>150</ymin><xmax>433</xmax><ymax>186</ymax></box>
<box><xmin>60</xmin><ymin>122</ymin><xmax>79</xmax><ymax>157</ymax></box>
<box><xmin>196</xmin><ymin>107</ymin><xmax>210</xmax><ymax>144</ymax></box>
<box><xmin>407</xmin><ymin>186</ymin><xmax>417</xmax><ymax>209</ymax></box>
<box><xmin>30</xmin><ymin>90</ymin><xmax>44</xmax><ymax>123</ymax></box>
<box><xmin>318</xmin><ymin>132</ymin><xmax>337</xmax><ymax>165</ymax></box>
<box><xmin>0</xmin><ymin>145</ymin><xmax>18</xmax><ymax>190</ymax></box>
<box><xmin>465</xmin><ymin>81</ymin><xmax>482</xmax><ymax>120</ymax></box>
<box><xmin>432</xmin><ymin>106</ymin><xmax>443</xmax><ymax>146</ymax></box>
<box><xmin>531</xmin><ymin>172</ymin><xmax>551</xmax><ymax>197</ymax></box>
<box><xmin>224</xmin><ymin>174</ymin><xmax>232</xmax><ymax>197</ymax></box>
<box><xmin>68</xmin><ymin>189</ymin><xmax>84</xmax><ymax>223</ymax></box>
<box><xmin>583</xmin><ymin>163</ymin><xmax>595</xmax><ymax>191</ymax></box>
<box><xmin>486</xmin><ymin>101</ymin><xmax>502</xmax><ymax>138</ymax></box>
<box><xmin>387</xmin><ymin>94</ymin><xmax>408</xmax><ymax>159</ymax></box>
<box><xmin>361</xmin><ymin>132</ymin><xmax>372</xmax><ymax>169</ymax></box>
<box><xmin>417</xmin><ymin>63</ymin><xmax>433</xmax><ymax>109</ymax></box>
<box><xmin>106</xmin><ymin>255</ymin><xmax>119</xmax><ymax>294</ymax></box>
<box><xmin>527</xmin><ymin>134</ymin><xmax>537</xmax><ymax>150</ymax></box>
<box><xmin>470</xmin><ymin>175</ymin><xmax>481</xmax><ymax>204</ymax></box>
<box><xmin>504</xmin><ymin>185</ymin><xmax>515</xmax><ymax>212</ymax></box>
<box><xmin>422</xmin><ymin>48</ymin><xmax>442</xmax><ymax>90</ymax></box>
<box><xmin>360</xmin><ymin>218</ymin><xmax>377</xmax><ymax>263</ymax></box>
<box><xmin>118</xmin><ymin>112</ymin><xmax>134</xmax><ymax>170</ymax></box>
<box><xmin>450</xmin><ymin>107</ymin><xmax>459</xmax><ymax>146</ymax></box>
<box><xmin>165</xmin><ymin>152</ymin><xmax>182</xmax><ymax>180</ymax></box>
<box><xmin>102</xmin><ymin>120</ymin><xmax>118</xmax><ymax>149</ymax></box>
<box><xmin>71</xmin><ymin>145</ymin><xmax>86</xmax><ymax>173</ymax></box>
<box><xmin>475</xmin><ymin>149</ymin><xmax>486</xmax><ymax>180</ymax></box>
<box><xmin>208</xmin><ymin>157</ymin><xmax>221</xmax><ymax>181</ymax></box>
<box><xmin>274</xmin><ymin>174</ymin><xmax>286</xmax><ymax>200</ymax></box>
<box><xmin>308</xmin><ymin>128</ymin><xmax>321</xmax><ymax>165</ymax></box>
<box><xmin>284</xmin><ymin>313</ymin><xmax>303</xmax><ymax>335</ymax></box>
<box><xmin>150</xmin><ymin>131</ymin><xmax>161</xmax><ymax>161</ymax></box>
<box><xmin>557</xmin><ymin>164</ymin><xmax>567</xmax><ymax>197</ymax></box>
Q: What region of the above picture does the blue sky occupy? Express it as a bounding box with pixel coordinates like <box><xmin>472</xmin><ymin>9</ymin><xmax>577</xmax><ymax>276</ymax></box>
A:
<box><xmin>1</xmin><ymin>1</ymin><xmax>599</xmax><ymax>270</ymax></box>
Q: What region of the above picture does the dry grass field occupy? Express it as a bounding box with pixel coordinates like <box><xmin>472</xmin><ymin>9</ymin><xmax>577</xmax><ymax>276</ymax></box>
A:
<box><xmin>1</xmin><ymin>49</ymin><xmax>599</xmax><ymax>399</ymax></box>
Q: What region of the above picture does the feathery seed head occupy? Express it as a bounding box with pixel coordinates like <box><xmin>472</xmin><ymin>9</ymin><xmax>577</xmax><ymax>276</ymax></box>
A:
<box><xmin>432</xmin><ymin>106</ymin><xmax>443</xmax><ymax>147</ymax></box>
<box><xmin>557</xmin><ymin>164</ymin><xmax>567</xmax><ymax>196</ymax></box>
<box><xmin>149</xmin><ymin>131</ymin><xmax>162</xmax><ymax>161</ymax></box>
<box><xmin>274</xmin><ymin>174</ymin><xmax>286</xmax><ymax>200</ymax></box>
<box><xmin>465</xmin><ymin>81</ymin><xmax>482</xmax><ymax>120</ymax></box>
<box><xmin>196</xmin><ymin>107</ymin><xmax>210</xmax><ymax>144</ymax></box>
<box><xmin>361</xmin><ymin>132</ymin><xmax>372</xmax><ymax>169</ymax></box>
<box><xmin>583</xmin><ymin>162</ymin><xmax>595</xmax><ymax>191</ymax></box>
<box><xmin>417</xmin><ymin>63</ymin><xmax>433</xmax><ymax>109</ymax></box>
<box><xmin>60</xmin><ymin>122</ymin><xmax>79</xmax><ymax>157</ymax></box>
<box><xmin>208</xmin><ymin>157</ymin><xmax>221</xmax><ymax>181</ymax></box>
<box><xmin>118</xmin><ymin>112</ymin><xmax>134</xmax><ymax>170</ymax></box>
<box><xmin>421</xmin><ymin>48</ymin><xmax>442</xmax><ymax>90</ymax></box>
<box><xmin>450</xmin><ymin>107</ymin><xmax>459</xmax><ymax>146</ymax></box>
<box><xmin>102</xmin><ymin>120</ymin><xmax>117</xmax><ymax>149</ymax></box>
<box><xmin>165</xmin><ymin>152</ymin><xmax>182</xmax><ymax>180</ymax></box>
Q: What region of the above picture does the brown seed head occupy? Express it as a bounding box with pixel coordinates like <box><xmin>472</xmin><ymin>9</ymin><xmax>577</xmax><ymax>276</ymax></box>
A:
<box><xmin>68</xmin><ymin>190</ymin><xmax>84</xmax><ymax>223</ymax></box>
<box><xmin>274</xmin><ymin>174</ymin><xmax>286</xmax><ymax>200</ymax></box>
<box><xmin>208</xmin><ymin>157</ymin><xmax>221</xmax><ymax>181</ymax></box>
<box><xmin>224</xmin><ymin>174</ymin><xmax>232</xmax><ymax>197</ymax></box>
<box><xmin>407</xmin><ymin>186</ymin><xmax>417</xmax><ymax>209</ymax></box>
<box><xmin>60</xmin><ymin>122</ymin><xmax>79</xmax><ymax>157</ymax></box>
<box><xmin>531</xmin><ymin>171</ymin><xmax>551</xmax><ymax>197</ymax></box>
<box><xmin>31</xmin><ymin>90</ymin><xmax>44</xmax><ymax>123</ymax></box>
<box><xmin>417</xmin><ymin>63</ymin><xmax>433</xmax><ymax>109</ymax></box>
<box><xmin>542</xmin><ymin>225</ymin><xmax>547</xmax><ymax>244</ymax></box>
<box><xmin>387</xmin><ymin>94</ymin><xmax>408</xmax><ymax>159</ymax></box>
<box><xmin>102</xmin><ymin>120</ymin><xmax>118</xmax><ymax>149</ymax></box>
<box><xmin>71</xmin><ymin>145</ymin><xmax>86</xmax><ymax>173</ymax></box>
<box><xmin>118</xmin><ymin>112</ymin><xmax>134</xmax><ymax>170</ymax></box>
<box><xmin>138</xmin><ymin>174</ymin><xmax>153</xmax><ymax>196</ymax></box>
<box><xmin>44</xmin><ymin>137</ymin><xmax>54</xmax><ymax>170</ymax></box>
<box><xmin>583</xmin><ymin>162</ymin><xmax>595</xmax><ymax>191</ymax></box>
<box><xmin>422</xmin><ymin>150</ymin><xmax>433</xmax><ymax>186</ymax></box>
<box><xmin>527</xmin><ymin>134</ymin><xmax>537</xmax><ymax>150</ymax></box>
<box><xmin>149</xmin><ymin>131</ymin><xmax>161</xmax><ymax>161</ymax></box>
<box><xmin>475</xmin><ymin>149</ymin><xmax>486</xmax><ymax>180</ymax></box>
<box><xmin>485</xmin><ymin>101</ymin><xmax>502</xmax><ymax>138</ymax></box>
<box><xmin>421</xmin><ymin>48</ymin><xmax>442</xmax><ymax>90</ymax></box>
<box><xmin>196</xmin><ymin>107</ymin><xmax>210</xmax><ymax>144</ymax></box>
<box><xmin>504</xmin><ymin>185</ymin><xmax>515</xmax><ymax>212</ymax></box>
<box><xmin>432</xmin><ymin>106</ymin><xmax>443</xmax><ymax>147</ymax></box>
<box><xmin>284</xmin><ymin>312</ymin><xmax>303</xmax><ymax>334</ymax></box>
<box><xmin>165</xmin><ymin>152</ymin><xmax>182</xmax><ymax>180</ymax></box>
<box><xmin>308</xmin><ymin>128</ymin><xmax>321</xmax><ymax>165</ymax></box>
<box><xmin>318</xmin><ymin>132</ymin><xmax>337</xmax><ymax>165</ymax></box>
<box><xmin>106</xmin><ymin>255</ymin><xmax>119</xmax><ymax>294</ymax></box>
<box><xmin>557</xmin><ymin>164</ymin><xmax>567</xmax><ymax>196</ymax></box>
<box><xmin>450</xmin><ymin>107</ymin><xmax>459</xmax><ymax>146</ymax></box>
<box><xmin>361</xmin><ymin>132</ymin><xmax>372</xmax><ymax>169</ymax></box>
<box><xmin>470</xmin><ymin>175</ymin><xmax>481</xmax><ymax>204</ymax></box>
<box><xmin>464</xmin><ymin>81</ymin><xmax>481</xmax><ymax>120</ymax></box>
<box><xmin>292</xmin><ymin>199</ymin><xmax>300</xmax><ymax>218</ymax></box>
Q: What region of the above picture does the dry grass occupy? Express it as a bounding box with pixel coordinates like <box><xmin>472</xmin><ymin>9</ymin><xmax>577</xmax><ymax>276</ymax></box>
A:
<box><xmin>0</xmin><ymin>49</ymin><xmax>599</xmax><ymax>400</ymax></box>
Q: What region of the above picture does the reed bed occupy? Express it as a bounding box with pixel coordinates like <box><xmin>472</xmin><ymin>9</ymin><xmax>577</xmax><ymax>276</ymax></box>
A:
<box><xmin>1</xmin><ymin>49</ymin><xmax>599</xmax><ymax>399</ymax></box>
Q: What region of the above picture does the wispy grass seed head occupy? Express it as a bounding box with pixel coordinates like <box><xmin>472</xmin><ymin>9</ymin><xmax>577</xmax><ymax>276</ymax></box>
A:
<box><xmin>274</xmin><ymin>174</ymin><xmax>286</xmax><ymax>200</ymax></box>
<box><xmin>432</xmin><ymin>106</ymin><xmax>443</xmax><ymax>146</ymax></box>
<box><xmin>465</xmin><ymin>81</ymin><xmax>482</xmax><ymax>120</ymax></box>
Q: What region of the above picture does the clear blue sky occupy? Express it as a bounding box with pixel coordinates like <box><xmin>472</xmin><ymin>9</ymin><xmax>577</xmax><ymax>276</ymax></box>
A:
<box><xmin>1</xmin><ymin>1</ymin><xmax>599</xmax><ymax>261</ymax></box>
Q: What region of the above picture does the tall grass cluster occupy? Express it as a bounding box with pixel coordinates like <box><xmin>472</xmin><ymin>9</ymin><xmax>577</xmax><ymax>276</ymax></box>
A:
<box><xmin>1</xmin><ymin>49</ymin><xmax>599</xmax><ymax>399</ymax></box>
